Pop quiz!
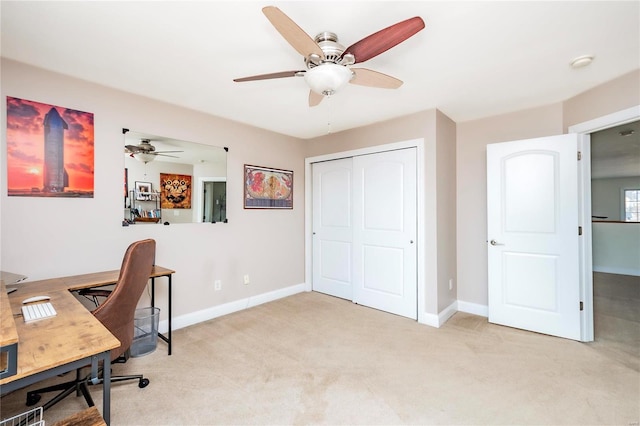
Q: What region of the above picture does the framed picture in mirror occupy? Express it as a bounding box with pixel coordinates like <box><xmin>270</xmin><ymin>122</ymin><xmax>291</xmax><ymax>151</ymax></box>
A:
<box><xmin>135</xmin><ymin>181</ymin><xmax>152</xmax><ymax>200</ymax></box>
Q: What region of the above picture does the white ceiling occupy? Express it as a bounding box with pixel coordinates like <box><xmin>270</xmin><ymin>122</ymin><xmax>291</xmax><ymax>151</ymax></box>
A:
<box><xmin>1</xmin><ymin>1</ymin><xmax>639</xmax><ymax>140</ymax></box>
<box><xmin>591</xmin><ymin>120</ymin><xmax>639</xmax><ymax>179</ymax></box>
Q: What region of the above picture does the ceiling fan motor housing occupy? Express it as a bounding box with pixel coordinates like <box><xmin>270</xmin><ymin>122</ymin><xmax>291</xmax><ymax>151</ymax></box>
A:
<box><xmin>139</xmin><ymin>139</ymin><xmax>156</xmax><ymax>152</ymax></box>
<box><xmin>305</xmin><ymin>32</ymin><xmax>355</xmax><ymax>68</ymax></box>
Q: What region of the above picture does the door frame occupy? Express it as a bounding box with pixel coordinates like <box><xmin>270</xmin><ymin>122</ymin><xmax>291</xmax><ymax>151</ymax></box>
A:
<box><xmin>570</xmin><ymin>105</ymin><xmax>640</xmax><ymax>342</ymax></box>
<box><xmin>195</xmin><ymin>176</ymin><xmax>226</xmax><ymax>223</ymax></box>
<box><xmin>305</xmin><ymin>138</ymin><xmax>427</xmax><ymax>324</ymax></box>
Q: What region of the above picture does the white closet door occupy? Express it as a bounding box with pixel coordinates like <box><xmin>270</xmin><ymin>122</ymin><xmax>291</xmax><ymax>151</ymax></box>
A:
<box><xmin>312</xmin><ymin>158</ymin><xmax>354</xmax><ymax>300</ymax></box>
<box><xmin>352</xmin><ymin>148</ymin><xmax>417</xmax><ymax>319</ymax></box>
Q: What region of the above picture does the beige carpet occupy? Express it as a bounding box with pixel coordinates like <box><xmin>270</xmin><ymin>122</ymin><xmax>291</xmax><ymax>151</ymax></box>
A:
<box><xmin>1</xmin><ymin>274</ymin><xmax>638</xmax><ymax>425</ymax></box>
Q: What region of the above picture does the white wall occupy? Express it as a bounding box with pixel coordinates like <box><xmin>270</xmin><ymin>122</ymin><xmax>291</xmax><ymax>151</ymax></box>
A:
<box><xmin>592</xmin><ymin>222</ymin><xmax>640</xmax><ymax>276</ymax></box>
<box><xmin>591</xmin><ymin>177</ymin><xmax>640</xmax><ymax>221</ymax></box>
<box><xmin>1</xmin><ymin>59</ymin><xmax>306</xmax><ymax>328</ymax></box>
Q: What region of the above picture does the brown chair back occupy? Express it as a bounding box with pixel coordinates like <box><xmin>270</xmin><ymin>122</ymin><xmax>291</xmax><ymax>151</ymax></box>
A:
<box><xmin>92</xmin><ymin>239</ymin><xmax>156</xmax><ymax>360</ymax></box>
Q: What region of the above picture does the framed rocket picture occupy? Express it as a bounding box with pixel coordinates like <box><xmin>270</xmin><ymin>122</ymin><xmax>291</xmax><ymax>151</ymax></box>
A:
<box><xmin>6</xmin><ymin>97</ymin><xmax>94</xmax><ymax>197</ymax></box>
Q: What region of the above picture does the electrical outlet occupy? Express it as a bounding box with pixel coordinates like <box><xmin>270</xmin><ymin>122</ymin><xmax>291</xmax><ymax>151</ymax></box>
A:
<box><xmin>214</xmin><ymin>280</ymin><xmax>222</xmax><ymax>291</ymax></box>
<box><xmin>243</xmin><ymin>274</ymin><xmax>250</xmax><ymax>285</ymax></box>
<box><xmin>448</xmin><ymin>279</ymin><xmax>453</xmax><ymax>291</ymax></box>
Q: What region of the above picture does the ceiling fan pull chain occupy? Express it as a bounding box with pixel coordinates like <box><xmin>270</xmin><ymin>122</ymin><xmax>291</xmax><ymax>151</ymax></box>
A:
<box><xmin>327</xmin><ymin>95</ymin><xmax>333</xmax><ymax>134</ymax></box>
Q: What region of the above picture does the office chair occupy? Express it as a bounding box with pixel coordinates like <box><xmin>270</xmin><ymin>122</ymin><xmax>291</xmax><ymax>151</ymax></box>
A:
<box><xmin>25</xmin><ymin>239</ymin><xmax>156</xmax><ymax>412</ymax></box>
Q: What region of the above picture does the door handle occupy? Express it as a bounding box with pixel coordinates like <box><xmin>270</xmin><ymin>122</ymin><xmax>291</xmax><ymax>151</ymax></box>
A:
<box><xmin>490</xmin><ymin>239</ymin><xmax>504</xmax><ymax>246</ymax></box>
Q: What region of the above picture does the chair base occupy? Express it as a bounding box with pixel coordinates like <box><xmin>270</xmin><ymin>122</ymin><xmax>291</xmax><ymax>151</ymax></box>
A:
<box><xmin>26</xmin><ymin>368</ymin><xmax>149</xmax><ymax>413</ymax></box>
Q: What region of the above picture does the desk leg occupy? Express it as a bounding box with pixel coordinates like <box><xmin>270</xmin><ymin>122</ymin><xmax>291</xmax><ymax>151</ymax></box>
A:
<box><xmin>93</xmin><ymin>351</ymin><xmax>111</xmax><ymax>425</ymax></box>
<box><xmin>167</xmin><ymin>274</ymin><xmax>172</xmax><ymax>355</ymax></box>
<box><xmin>151</xmin><ymin>274</ymin><xmax>172</xmax><ymax>355</ymax></box>
<box><xmin>150</xmin><ymin>277</ymin><xmax>155</xmax><ymax>309</ymax></box>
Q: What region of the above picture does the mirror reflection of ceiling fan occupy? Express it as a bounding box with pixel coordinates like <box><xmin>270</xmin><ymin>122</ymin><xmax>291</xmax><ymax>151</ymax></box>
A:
<box><xmin>234</xmin><ymin>6</ymin><xmax>425</xmax><ymax>107</ymax></box>
<box><xmin>124</xmin><ymin>139</ymin><xmax>183</xmax><ymax>163</ymax></box>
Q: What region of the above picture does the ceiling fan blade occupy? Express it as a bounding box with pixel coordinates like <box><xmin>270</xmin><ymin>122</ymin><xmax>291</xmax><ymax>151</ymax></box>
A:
<box><xmin>350</xmin><ymin>68</ymin><xmax>403</xmax><ymax>89</ymax></box>
<box><xmin>342</xmin><ymin>17</ymin><xmax>425</xmax><ymax>64</ymax></box>
<box><xmin>234</xmin><ymin>70</ymin><xmax>305</xmax><ymax>82</ymax></box>
<box><xmin>154</xmin><ymin>153</ymin><xmax>180</xmax><ymax>159</ymax></box>
<box><xmin>154</xmin><ymin>150</ymin><xmax>183</xmax><ymax>154</ymax></box>
<box><xmin>309</xmin><ymin>90</ymin><xmax>324</xmax><ymax>107</ymax></box>
<box><xmin>262</xmin><ymin>6</ymin><xmax>324</xmax><ymax>59</ymax></box>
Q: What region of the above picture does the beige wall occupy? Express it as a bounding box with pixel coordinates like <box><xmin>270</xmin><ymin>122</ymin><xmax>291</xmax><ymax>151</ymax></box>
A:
<box><xmin>3</xmin><ymin>58</ymin><xmax>637</xmax><ymax>326</ymax></box>
<box><xmin>435</xmin><ymin>110</ymin><xmax>457</xmax><ymax>311</ymax></box>
<box><xmin>456</xmin><ymin>71</ymin><xmax>640</xmax><ymax>308</ymax></box>
<box><xmin>305</xmin><ymin>110</ymin><xmax>434</xmax><ymax>157</ymax></box>
<box><xmin>1</xmin><ymin>59</ymin><xmax>306</xmax><ymax>324</ymax></box>
<box><xmin>563</xmin><ymin>70</ymin><xmax>640</xmax><ymax>130</ymax></box>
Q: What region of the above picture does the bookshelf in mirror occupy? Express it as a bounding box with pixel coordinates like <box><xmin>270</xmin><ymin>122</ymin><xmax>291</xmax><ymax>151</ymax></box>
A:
<box><xmin>126</xmin><ymin>190</ymin><xmax>161</xmax><ymax>223</ymax></box>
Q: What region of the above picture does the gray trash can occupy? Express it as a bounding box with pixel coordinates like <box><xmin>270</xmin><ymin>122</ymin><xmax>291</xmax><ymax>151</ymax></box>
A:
<box><xmin>131</xmin><ymin>307</ymin><xmax>160</xmax><ymax>357</ymax></box>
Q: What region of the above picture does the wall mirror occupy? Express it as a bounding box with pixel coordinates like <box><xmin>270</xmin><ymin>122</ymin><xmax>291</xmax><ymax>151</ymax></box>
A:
<box><xmin>123</xmin><ymin>130</ymin><xmax>227</xmax><ymax>225</ymax></box>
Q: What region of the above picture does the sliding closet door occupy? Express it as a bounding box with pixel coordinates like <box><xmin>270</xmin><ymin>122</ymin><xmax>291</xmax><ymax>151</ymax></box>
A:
<box><xmin>311</xmin><ymin>148</ymin><xmax>417</xmax><ymax>320</ymax></box>
<box><xmin>352</xmin><ymin>149</ymin><xmax>417</xmax><ymax>319</ymax></box>
<box><xmin>312</xmin><ymin>158</ymin><xmax>353</xmax><ymax>300</ymax></box>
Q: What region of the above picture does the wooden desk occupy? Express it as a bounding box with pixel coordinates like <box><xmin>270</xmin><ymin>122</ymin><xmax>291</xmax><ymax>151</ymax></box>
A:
<box><xmin>0</xmin><ymin>283</ymin><xmax>119</xmax><ymax>424</ymax></box>
<box><xmin>0</xmin><ymin>284</ymin><xmax>19</xmax><ymax>379</ymax></box>
<box><xmin>17</xmin><ymin>266</ymin><xmax>175</xmax><ymax>355</ymax></box>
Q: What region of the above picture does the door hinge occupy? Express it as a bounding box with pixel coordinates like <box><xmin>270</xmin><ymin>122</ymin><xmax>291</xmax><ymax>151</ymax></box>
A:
<box><xmin>580</xmin><ymin>301</ymin><xmax>584</xmax><ymax>311</ymax></box>
<box><xmin>578</xmin><ymin>226</ymin><xmax>582</xmax><ymax>236</ymax></box>
<box><xmin>577</xmin><ymin>151</ymin><xmax>582</xmax><ymax>161</ymax></box>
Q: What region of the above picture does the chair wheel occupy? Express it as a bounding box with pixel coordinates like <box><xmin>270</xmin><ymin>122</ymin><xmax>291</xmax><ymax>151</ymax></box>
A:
<box><xmin>26</xmin><ymin>393</ymin><xmax>41</xmax><ymax>407</ymax></box>
<box><xmin>138</xmin><ymin>378</ymin><xmax>150</xmax><ymax>388</ymax></box>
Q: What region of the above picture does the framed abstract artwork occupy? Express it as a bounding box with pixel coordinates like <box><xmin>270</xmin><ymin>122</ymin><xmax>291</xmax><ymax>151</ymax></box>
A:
<box><xmin>244</xmin><ymin>164</ymin><xmax>293</xmax><ymax>209</ymax></box>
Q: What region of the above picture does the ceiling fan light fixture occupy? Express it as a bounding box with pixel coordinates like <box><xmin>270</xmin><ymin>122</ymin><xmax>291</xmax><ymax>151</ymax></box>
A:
<box><xmin>304</xmin><ymin>63</ymin><xmax>353</xmax><ymax>96</ymax></box>
<box><xmin>133</xmin><ymin>152</ymin><xmax>155</xmax><ymax>164</ymax></box>
<box><xmin>570</xmin><ymin>55</ymin><xmax>594</xmax><ymax>69</ymax></box>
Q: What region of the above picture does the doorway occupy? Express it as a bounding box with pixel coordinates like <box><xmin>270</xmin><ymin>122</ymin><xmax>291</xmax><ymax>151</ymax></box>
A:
<box><xmin>589</xmin><ymin>120</ymin><xmax>640</xmax><ymax>343</ymax></box>
<box><xmin>571</xmin><ymin>105</ymin><xmax>639</xmax><ymax>341</ymax></box>
<box><xmin>198</xmin><ymin>177</ymin><xmax>226</xmax><ymax>223</ymax></box>
<box><xmin>486</xmin><ymin>106</ymin><xmax>639</xmax><ymax>341</ymax></box>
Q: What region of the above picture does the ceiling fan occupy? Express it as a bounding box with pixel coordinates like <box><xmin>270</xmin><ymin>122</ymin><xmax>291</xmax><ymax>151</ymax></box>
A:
<box><xmin>125</xmin><ymin>139</ymin><xmax>183</xmax><ymax>163</ymax></box>
<box><xmin>234</xmin><ymin>6</ymin><xmax>425</xmax><ymax>107</ymax></box>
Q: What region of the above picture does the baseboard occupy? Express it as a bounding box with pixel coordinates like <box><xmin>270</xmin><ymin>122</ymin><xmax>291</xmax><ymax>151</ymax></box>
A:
<box><xmin>457</xmin><ymin>300</ymin><xmax>488</xmax><ymax>317</ymax></box>
<box><xmin>593</xmin><ymin>265</ymin><xmax>640</xmax><ymax>277</ymax></box>
<box><xmin>158</xmin><ymin>283</ymin><xmax>307</xmax><ymax>334</ymax></box>
<box><xmin>160</xmin><ymin>289</ymin><xmax>489</xmax><ymax>334</ymax></box>
<box><xmin>420</xmin><ymin>300</ymin><xmax>458</xmax><ymax>328</ymax></box>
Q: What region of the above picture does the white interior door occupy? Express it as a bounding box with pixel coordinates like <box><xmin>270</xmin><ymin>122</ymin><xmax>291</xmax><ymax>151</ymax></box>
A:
<box><xmin>353</xmin><ymin>149</ymin><xmax>417</xmax><ymax>319</ymax></box>
<box><xmin>312</xmin><ymin>158</ymin><xmax>353</xmax><ymax>300</ymax></box>
<box><xmin>487</xmin><ymin>134</ymin><xmax>581</xmax><ymax>340</ymax></box>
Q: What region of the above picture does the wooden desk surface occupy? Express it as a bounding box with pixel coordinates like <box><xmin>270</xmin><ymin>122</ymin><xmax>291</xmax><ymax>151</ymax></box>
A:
<box><xmin>0</xmin><ymin>283</ymin><xmax>18</xmax><ymax>349</ymax></box>
<box><xmin>0</xmin><ymin>288</ymin><xmax>120</xmax><ymax>386</ymax></box>
<box><xmin>15</xmin><ymin>265</ymin><xmax>175</xmax><ymax>294</ymax></box>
